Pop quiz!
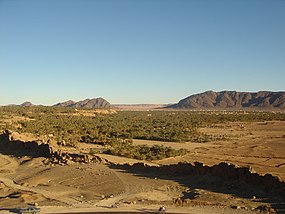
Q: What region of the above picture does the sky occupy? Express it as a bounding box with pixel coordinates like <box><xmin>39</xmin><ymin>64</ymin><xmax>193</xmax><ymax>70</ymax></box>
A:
<box><xmin>0</xmin><ymin>0</ymin><xmax>284</xmax><ymax>105</ymax></box>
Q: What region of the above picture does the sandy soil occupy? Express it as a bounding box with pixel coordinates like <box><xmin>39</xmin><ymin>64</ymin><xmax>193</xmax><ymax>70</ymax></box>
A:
<box><xmin>154</xmin><ymin>121</ymin><xmax>285</xmax><ymax>180</ymax></box>
<box><xmin>0</xmin><ymin>121</ymin><xmax>284</xmax><ymax>213</ymax></box>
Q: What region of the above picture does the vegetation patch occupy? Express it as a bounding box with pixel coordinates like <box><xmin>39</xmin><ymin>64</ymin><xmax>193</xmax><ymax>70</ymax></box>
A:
<box><xmin>106</xmin><ymin>141</ymin><xmax>187</xmax><ymax>161</ymax></box>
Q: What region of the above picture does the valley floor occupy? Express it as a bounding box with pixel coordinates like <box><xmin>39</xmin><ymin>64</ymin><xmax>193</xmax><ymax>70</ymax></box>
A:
<box><xmin>0</xmin><ymin>121</ymin><xmax>285</xmax><ymax>213</ymax></box>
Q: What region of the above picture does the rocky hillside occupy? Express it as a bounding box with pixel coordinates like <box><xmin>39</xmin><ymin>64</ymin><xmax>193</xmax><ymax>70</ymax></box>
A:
<box><xmin>169</xmin><ymin>91</ymin><xmax>285</xmax><ymax>109</ymax></box>
<box><xmin>53</xmin><ymin>100</ymin><xmax>76</xmax><ymax>107</ymax></box>
<box><xmin>54</xmin><ymin>98</ymin><xmax>112</xmax><ymax>109</ymax></box>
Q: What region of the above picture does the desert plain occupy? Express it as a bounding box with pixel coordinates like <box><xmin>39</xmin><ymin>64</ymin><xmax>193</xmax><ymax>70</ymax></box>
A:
<box><xmin>0</xmin><ymin>108</ymin><xmax>284</xmax><ymax>214</ymax></box>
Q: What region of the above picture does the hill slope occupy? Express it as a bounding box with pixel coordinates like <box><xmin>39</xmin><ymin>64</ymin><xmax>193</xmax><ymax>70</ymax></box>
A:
<box><xmin>54</xmin><ymin>98</ymin><xmax>112</xmax><ymax>109</ymax></box>
<box><xmin>169</xmin><ymin>91</ymin><xmax>285</xmax><ymax>109</ymax></box>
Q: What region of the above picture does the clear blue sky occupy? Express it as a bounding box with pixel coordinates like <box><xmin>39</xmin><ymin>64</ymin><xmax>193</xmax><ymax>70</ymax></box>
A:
<box><xmin>0</xmin><ymin>0</ymin><xmax>284</xmax><ymax>105</ymax></box>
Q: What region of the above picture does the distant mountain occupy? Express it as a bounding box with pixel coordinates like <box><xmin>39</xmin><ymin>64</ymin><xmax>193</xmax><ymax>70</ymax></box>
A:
<box><xmin>113</xmin><ymin>104</ymin><xmax>167</xmax><ymax>110</ymax></box>
<box><xmin>54</xmin><ymin>98</ymin><xmax>112</xmax><ymax>109</ymax></box>
<box><xmin>20</xmin><ymin>101</ymin><xmax>34</xmax><ymax>107</ymax></box>
<box><xmin>168</xmin><ymin>91</ymin><xmax>285</xmax><ymax>109</ymax></box>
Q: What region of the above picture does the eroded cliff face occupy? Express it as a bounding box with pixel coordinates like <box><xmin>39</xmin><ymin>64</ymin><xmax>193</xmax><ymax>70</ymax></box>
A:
<box><xmin>117</xmin><ymin>162</ymin><xmax>285</xmax><ymax>198</ymax></box>
<box><xmin>0</xmin><ymin>130</ymin><xmax>52</xmax><ymax>158</ymax></box>
<box><xmin>0</xmin><ymin>130</ymin><xmax>101</xmax><ymax>164</ymax></box>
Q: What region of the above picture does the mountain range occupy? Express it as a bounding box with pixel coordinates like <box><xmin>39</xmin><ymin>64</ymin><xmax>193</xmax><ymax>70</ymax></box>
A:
<box><xmin>12</xmin><ymin>90</ymin><xmax>285</xmax><ymax>110</ymax></box>
<box><xmin>168</xmin><ymin>91</ymin><xmax>285</xmax><ymax>109</ymax></box>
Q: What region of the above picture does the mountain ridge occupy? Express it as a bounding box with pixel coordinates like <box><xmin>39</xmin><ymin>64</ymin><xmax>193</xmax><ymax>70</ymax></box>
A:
<box><xmin>168</xmin><ymin>91</ymin><xmax>285</xmax><ymax>109</ymax></box>
<box><xmin>53</xmin><ymin>97</ymin><xmax>111</xmax><ymax>109</ymax></box>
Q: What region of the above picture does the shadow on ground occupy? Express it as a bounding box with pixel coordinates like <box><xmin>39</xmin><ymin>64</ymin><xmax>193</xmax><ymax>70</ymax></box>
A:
<box><xmin>109</xmin><ymin>163</ymin><xmax>285</xmax><ymax>214</ymax></box>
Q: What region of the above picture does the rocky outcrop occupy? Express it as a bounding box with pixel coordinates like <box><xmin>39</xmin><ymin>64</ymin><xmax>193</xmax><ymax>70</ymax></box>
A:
<box><xmin>117</xmin><ymin>161</ymin><xmax>285</xmax><ymax>197</ymax></box>
<box><xmin>168</xmin><ymin>91</ymin><xmax>285</xmax><ymax>109</ymax></box>
<box><xmin>0</xmin><ymin>130</ymin><xmax>51</xmax><ymax>158</ymax></box>
<box><xmin>48</xmin><ymin>150</ymin><xmax>102</xmax><ymax>165</ymax></box>
<box><xmin>0</xmin><ymin>130</ymin><xmax>101</xmax><ymax>165</ymax></box>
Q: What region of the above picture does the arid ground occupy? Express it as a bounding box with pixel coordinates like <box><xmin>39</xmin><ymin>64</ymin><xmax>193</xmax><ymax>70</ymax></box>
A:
<box><xmin>0</xmin><ymin>116</ymin><xmax>285</xmax><ymax>213</ymax></box>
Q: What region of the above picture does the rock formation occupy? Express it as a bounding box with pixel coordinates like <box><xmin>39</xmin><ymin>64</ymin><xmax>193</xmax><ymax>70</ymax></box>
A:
<box><xmin>0</xmin><ymin>130</ymin><xmax>101</xmax><ymax>165</ymax></box>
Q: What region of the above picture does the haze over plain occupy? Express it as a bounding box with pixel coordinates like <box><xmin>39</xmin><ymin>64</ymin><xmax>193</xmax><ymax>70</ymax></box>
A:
<box><xmin>0</xmin><ymin>0</ymin><xmax>284</xmax><ymax>105</ymax></box>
